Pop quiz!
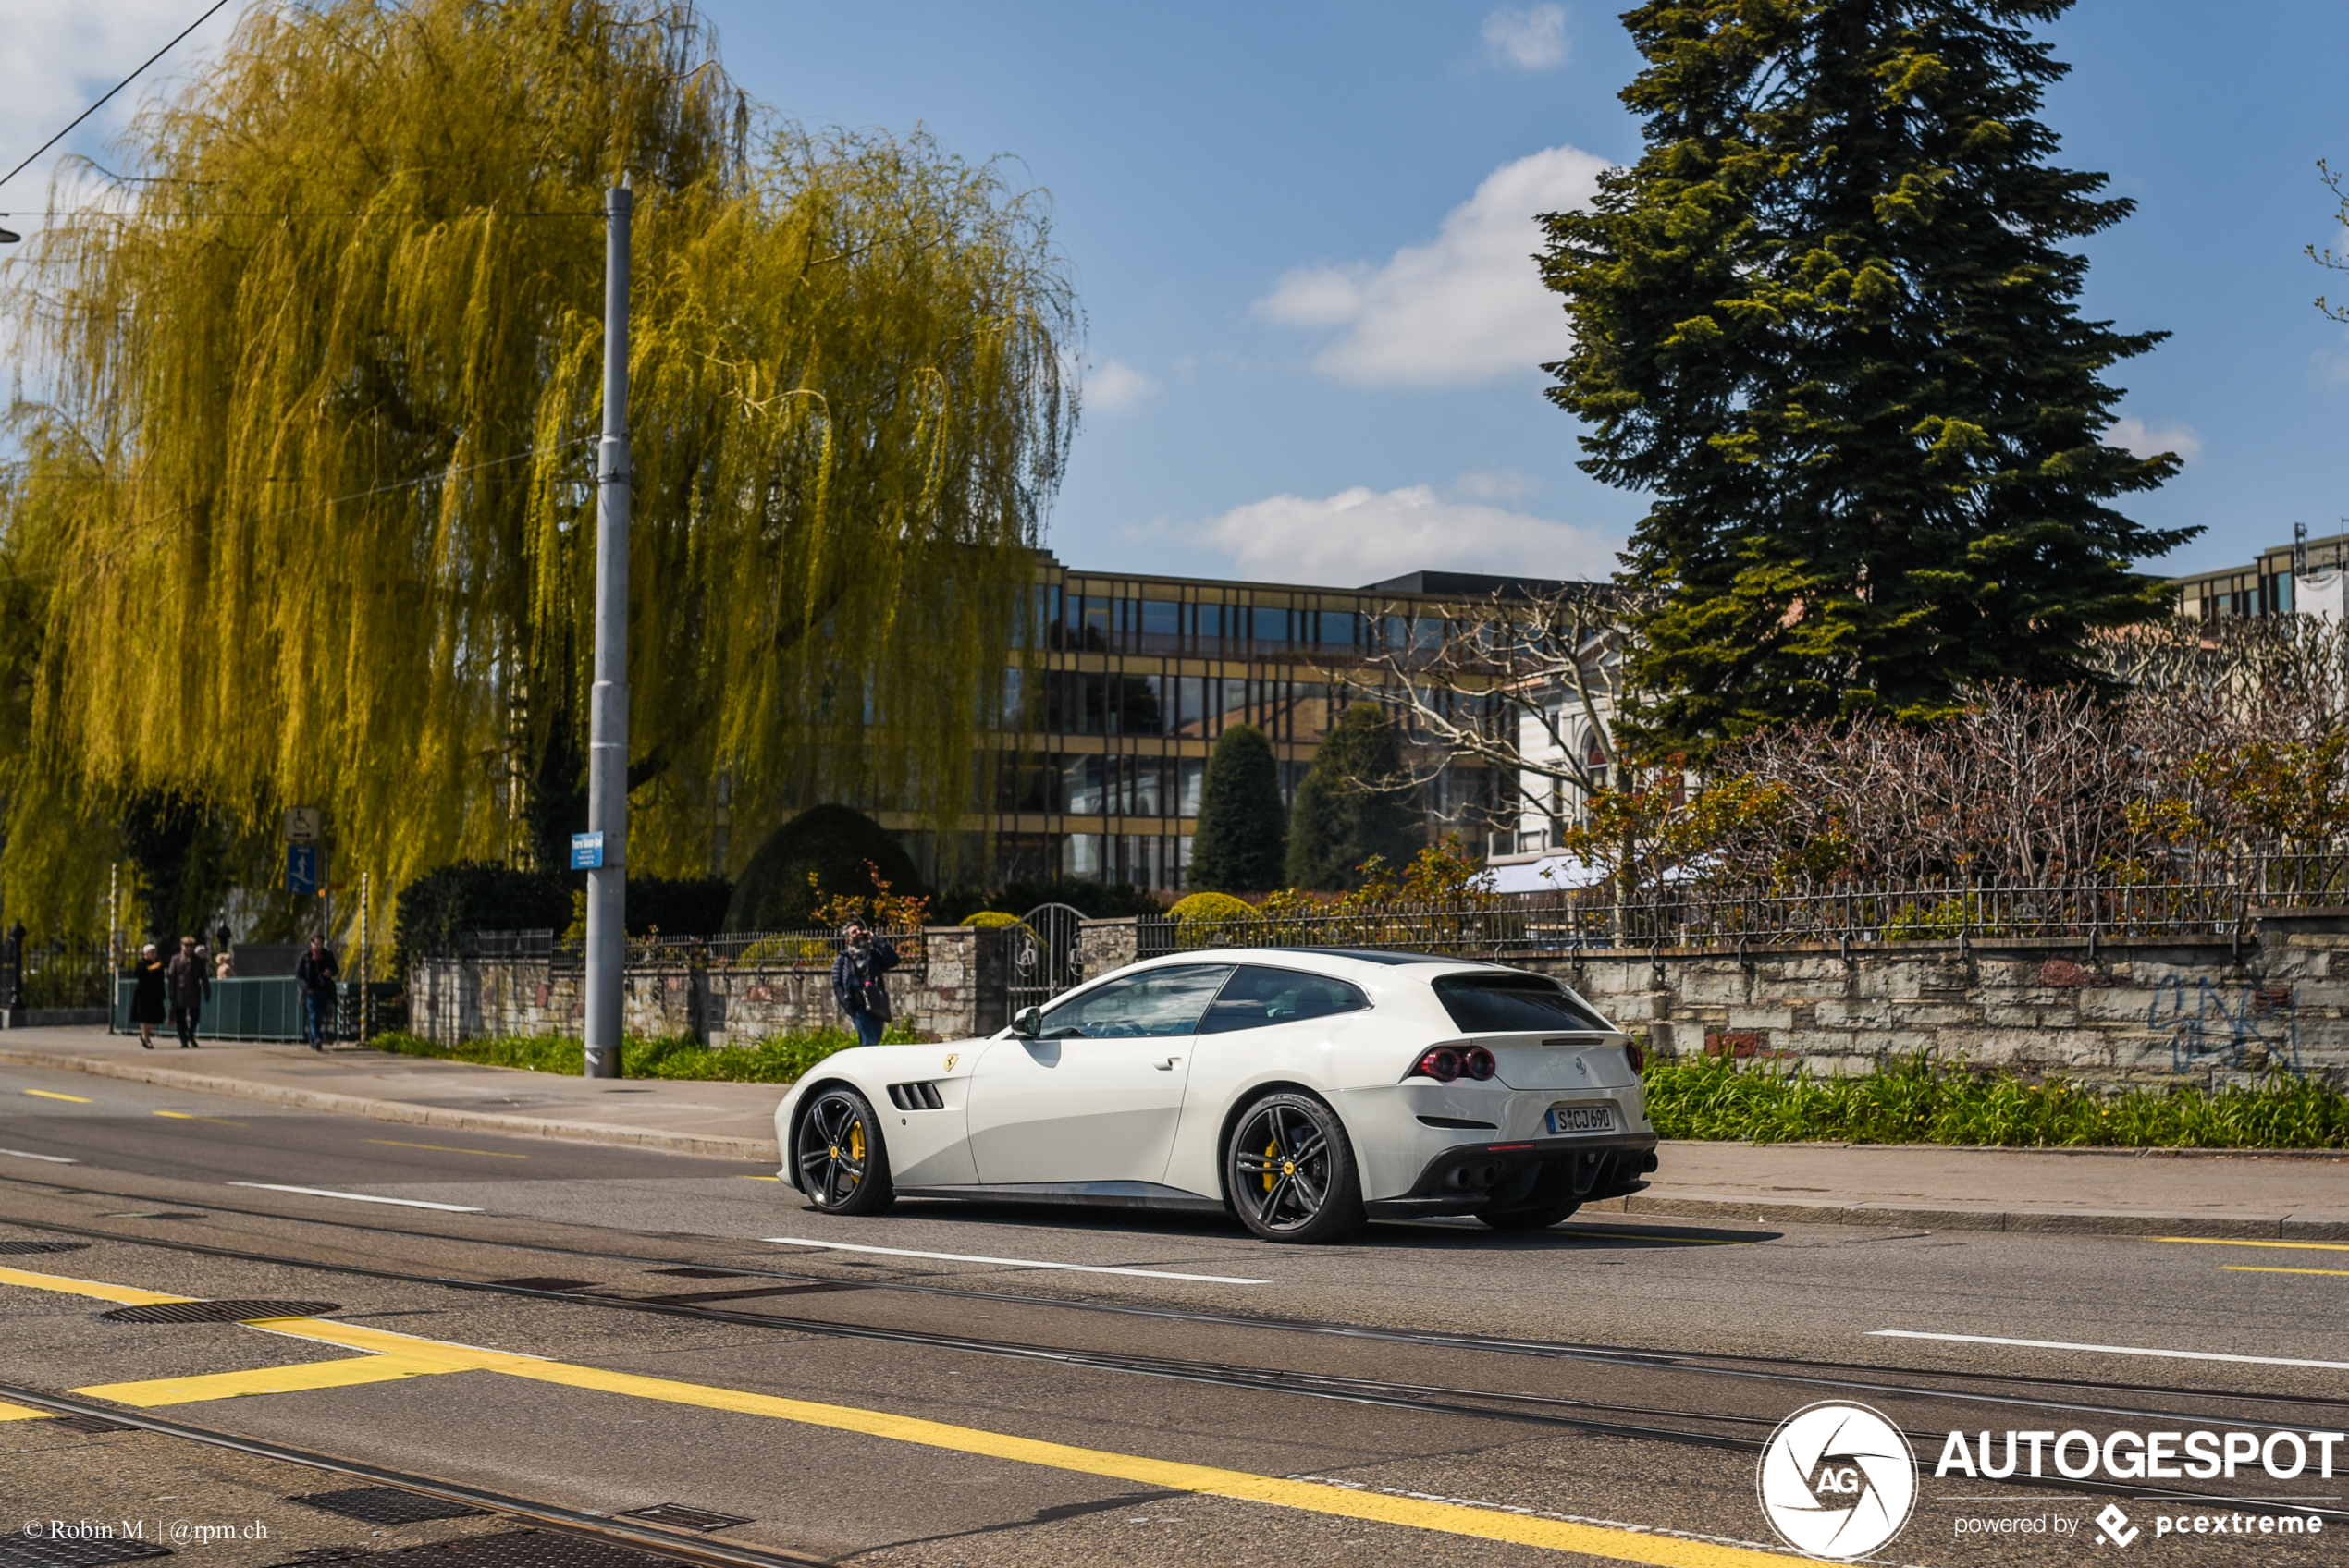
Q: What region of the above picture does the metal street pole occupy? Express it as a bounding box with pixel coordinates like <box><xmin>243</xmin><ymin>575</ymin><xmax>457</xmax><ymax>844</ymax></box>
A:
<box><xmin>583</xmin><ymin>184</ymin><xmax>633</xmax><ymax>1079</ymax></box>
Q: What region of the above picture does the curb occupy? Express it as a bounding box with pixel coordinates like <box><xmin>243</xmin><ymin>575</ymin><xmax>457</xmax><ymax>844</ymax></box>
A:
<box><xmin>5</xmin><ymin>1045</ymin><xmax>2340</xmax><ymax>1238</ymax></box>
<box><xmin>0</xmin><ymin>1047</ymin><xmax>776</xmax><ymax>1164</ymax></box>
<box><xmin>1579</xmin><ymin>1193</ymin><xmax>2349</xmax><ymax>1242</ymax></box>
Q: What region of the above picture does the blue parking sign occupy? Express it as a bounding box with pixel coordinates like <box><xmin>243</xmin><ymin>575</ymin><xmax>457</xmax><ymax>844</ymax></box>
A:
<box><xmin>286</xmin><ymin>842</ymin><xmax>322</xmax><ymax>895</ymax></box>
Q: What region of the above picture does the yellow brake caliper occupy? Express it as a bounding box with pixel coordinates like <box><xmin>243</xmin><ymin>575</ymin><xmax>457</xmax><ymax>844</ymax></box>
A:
<box><xmin>1262</xmin><ymin>1139</ymin><xmax>1279</xmax><ymax>1193</ymax></box>
<box><xmin>847</xmin><ymin>1121</ymin><xmax>866</xmax><ymax>1186</ymax></box>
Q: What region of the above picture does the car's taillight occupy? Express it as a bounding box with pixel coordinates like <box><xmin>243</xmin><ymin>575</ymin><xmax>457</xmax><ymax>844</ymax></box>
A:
<box><xmin>1624</xmin><ymin>1040</ymin><xmax>1646</xmax><ymax>1072</ymax></box>
<box><xmin>1463</xmin><ymin>1047</ymin><xmax>1496</xmax><ymax>1081</ymax></box>
<box><xmin>1417</xmin><ymin>1047</ymin><xmax>1463</xmax><ymax>1082</ymax></box>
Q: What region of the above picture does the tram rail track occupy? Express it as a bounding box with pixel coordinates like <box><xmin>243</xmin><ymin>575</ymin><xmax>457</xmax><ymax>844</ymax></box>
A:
<box><xmin>6</xmin><ymin>1177</ymin><xmax>2349</xmax><ymax>1527</ymax></box>
<box><xmin>0</xmin><ymin>1379</ymin><xmax>827</xmax><ymax>1568</ymax></box>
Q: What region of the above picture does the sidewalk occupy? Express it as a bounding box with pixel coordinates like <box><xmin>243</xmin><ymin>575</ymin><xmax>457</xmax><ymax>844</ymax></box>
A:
<box><xmin>0</xmin><ymin>1025</ymin><xmax>780</xmax><ymax>1161</ymax></box>
<box><xmin>4</xmin><ymin>1026</ymin><xmax>2347</xmax><ymax>1238</ymax></box>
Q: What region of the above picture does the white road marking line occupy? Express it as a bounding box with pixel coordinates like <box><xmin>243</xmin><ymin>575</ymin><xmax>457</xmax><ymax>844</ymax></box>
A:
<box><xmin>228</xmin><ymin>1182</ymin><xmax>482</xmax><ymax>1213</ymax></box>
<box><xmin>763</xmin><ymin>1236</ymin><xmax>1268</xmax><ymax>1285</ymax></box>
<box><xmin>0</xmin><ymin>1148</ymin><xmax>77</xmax><ymax>1164</ymax></box>
<box><xmin>1870</xmin><ymin>1329</ymin><xmax>2349</xmax><ymax>1371</ymax></box>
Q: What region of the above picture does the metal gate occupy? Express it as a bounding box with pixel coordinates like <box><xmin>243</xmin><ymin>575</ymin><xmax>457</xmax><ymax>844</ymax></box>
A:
<box><xmin>1006</xmin><ymin>903</ymin><xmax>1087</xmax><ymax>1020</ymax></box>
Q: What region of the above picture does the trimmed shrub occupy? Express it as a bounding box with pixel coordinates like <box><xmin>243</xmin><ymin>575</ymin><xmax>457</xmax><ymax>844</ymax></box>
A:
<box><xmin>1190</xmin><ymin>724</ymin><xmax>1286</xmax><ymax>891</ymax></box>
<box><xmin>961</xmin><ymin>910</ymin><xmax>1022</xmax><ymax>927</ymax></box>
<box><xmin>1286</xmin><ymin>703</ymin><xmax>1419</xmax><ymax>891</ymax></box>
<box><xmin>724</xmin><ymin>804</ymin><xmax>924</xmax><ymax>933</ymax></box>
<box><xmin>1168</xmin><ymin>891</ymin><xmax>1253</xmax><ymax>923</ymax></box>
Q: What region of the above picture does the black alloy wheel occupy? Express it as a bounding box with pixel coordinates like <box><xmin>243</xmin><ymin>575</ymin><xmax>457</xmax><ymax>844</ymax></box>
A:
<box><xmin>1477</xmin><ymin>1199</ymin><xmax>1581</xmax><ymax>1231</ymax></box>
<box><xmin>1225</xmin><ymin>1092</ymin><xmax>1363</xmax><ymax>1243</ymax></box>
<box><xmin>794</xmin><ymin>1087</ymin><xmax>895</xmax><ymax>1215</ymax></box>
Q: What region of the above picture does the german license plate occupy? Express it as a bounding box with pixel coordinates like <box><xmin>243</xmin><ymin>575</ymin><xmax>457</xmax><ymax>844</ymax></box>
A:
<box><xmin>1547</xmin><ymin>1105</ymin><xmax>1613</xmax><ymax>1135</ymax></box>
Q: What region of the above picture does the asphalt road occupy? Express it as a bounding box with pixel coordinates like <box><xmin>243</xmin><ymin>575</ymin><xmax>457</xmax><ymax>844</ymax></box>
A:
<box><xmin>2</xmin><ymin>1058</ymin><xmax>2344</xmax><ymax>1568</ymax></box>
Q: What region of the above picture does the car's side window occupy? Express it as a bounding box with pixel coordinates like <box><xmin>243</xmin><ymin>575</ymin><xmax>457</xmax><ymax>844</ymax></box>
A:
<box><xmin>1198</xmin><ymin>965</ymin><xmax>1371</xmax><ymax>1035</ymax></box>
<box><xmin>1038</xmin><ymin>963</ymin><xmax>1236</xmax><ymax>1039</ymax></box>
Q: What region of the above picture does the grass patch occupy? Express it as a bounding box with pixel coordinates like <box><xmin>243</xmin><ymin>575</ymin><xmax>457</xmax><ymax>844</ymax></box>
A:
<box><xmin>372</xmin><ymin>1024</ymin><xmax>921</xmax><ymax>1084</ymax></box>
<box><xmin>1643</xmin><ymin>1052</ymin><xmax>2349</xmax><ymax>1149</ymax></box>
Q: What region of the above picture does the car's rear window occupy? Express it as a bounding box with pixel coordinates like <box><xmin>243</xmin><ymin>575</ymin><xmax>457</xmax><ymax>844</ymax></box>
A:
<box><xmin>1432</xmin><ymin>973</ymin><xmax>1611</xmax><ymax>1034</ymax></box>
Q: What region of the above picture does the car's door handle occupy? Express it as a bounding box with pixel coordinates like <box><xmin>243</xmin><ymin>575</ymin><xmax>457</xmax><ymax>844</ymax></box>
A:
<box><xmin>1152</xmin><ymin>1056</ymin><xmax>1181</xmax><ymax>1070</ymax></box>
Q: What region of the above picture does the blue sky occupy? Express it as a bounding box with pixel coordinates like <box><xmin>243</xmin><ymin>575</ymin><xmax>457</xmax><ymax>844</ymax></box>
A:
<box><xmin>7</xmin><ymin>3</ymin><xmax>2349</xmax><ymax>587</ymax></box>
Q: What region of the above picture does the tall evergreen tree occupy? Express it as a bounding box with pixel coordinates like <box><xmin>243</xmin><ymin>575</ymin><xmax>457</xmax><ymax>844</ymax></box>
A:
<box><xmin>1543</xmin><ymin>0</ymin><xmax>2194</xmax><ymax>758</ymax></box>
<box><xmin>1285</xmin><ymin>704</ymin><xmax>1419</xmax><ymax>892</ymax></box>
<box><xmin>1188</xmin><ymin>725</ymin><xmax>1286</xmax><ymax>893</ymax></box>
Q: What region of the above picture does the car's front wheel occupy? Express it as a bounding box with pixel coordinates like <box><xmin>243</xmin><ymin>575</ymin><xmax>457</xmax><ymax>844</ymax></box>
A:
<box><xmin>1477</xmin><ymin>1199</ymin><xmax>1580</xmax><ymax>1231</ymax></box>
<box><xmin>794</xmin><ymin>1087</ymin><xmax>894</xmax><ymax>1215</ymax></box>
<box><xmin>1224</xmin><ymin>1092</ymin><xmax>1363</xmax><ymax>1243</ymax></box>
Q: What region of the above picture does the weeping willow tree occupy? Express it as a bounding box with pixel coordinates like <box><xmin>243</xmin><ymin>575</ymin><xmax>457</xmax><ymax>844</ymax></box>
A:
<box><xmin>0</xmin><ymin>0</ymin><xmax>1077</xmax><ymax>936</ymax></box>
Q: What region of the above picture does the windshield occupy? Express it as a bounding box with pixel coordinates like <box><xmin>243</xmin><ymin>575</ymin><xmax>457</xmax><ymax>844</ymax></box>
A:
<box><xmin>1432</xmin><ymin>973</ymin><xmax>1611</xmax><ymax>1034</ymax></box>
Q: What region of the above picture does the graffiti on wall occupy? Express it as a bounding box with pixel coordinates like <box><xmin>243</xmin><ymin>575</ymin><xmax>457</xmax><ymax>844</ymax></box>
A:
<box><xmin>2146</xmin><ymin>976</ymin><xmax>2299</xmax><ymax>1076</ymax></box>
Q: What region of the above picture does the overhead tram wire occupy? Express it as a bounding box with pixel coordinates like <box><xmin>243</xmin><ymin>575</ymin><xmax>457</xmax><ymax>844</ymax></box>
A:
<box><xmin>0</xmin><ymin>0</ymin><xmax>238</xmax><ymax>197</ymax></box>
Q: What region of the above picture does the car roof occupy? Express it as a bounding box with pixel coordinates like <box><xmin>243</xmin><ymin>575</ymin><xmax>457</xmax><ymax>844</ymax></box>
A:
<box><xmin>1127</xmin><ymin>948</ymin><xmax>1523</xmax><ymax>982</ymax></box>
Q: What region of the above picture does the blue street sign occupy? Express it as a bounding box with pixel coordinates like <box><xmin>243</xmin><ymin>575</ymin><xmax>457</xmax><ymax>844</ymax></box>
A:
<box><xmin>570</xmin><ymin>831</ymin><xmax>605</xmax><ymax>871</ymax></box>
<box><xmin>286</xmin><ymin>843</ymin><xmax>322</xmax><ymax>896</ymax></box>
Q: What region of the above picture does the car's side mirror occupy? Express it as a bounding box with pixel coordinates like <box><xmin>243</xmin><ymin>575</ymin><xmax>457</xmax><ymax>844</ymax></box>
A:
<box><xmin>1012</xmin><ymin>1006</ymin><xmax>1043</xmax><ymax>1038</ymax></box>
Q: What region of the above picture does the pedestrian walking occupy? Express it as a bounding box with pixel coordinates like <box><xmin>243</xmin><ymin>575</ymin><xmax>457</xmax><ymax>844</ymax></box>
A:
<box><xmin>165</xmin><ymin>935</ymin><xmax>209</xmax><ymax>1048</ymax></box>
<box><xmin>830</xmin><ymin>919</ymin><xmax>898</xmax><ymax>1049</ymax></box>
<box><xmin>294</xmin><ymin>934</ymin><xmax>339</xmax><ymax>1051</ymax></box>
<box><xmin>129</xmin><ymin>943</ymin><xmax>166</xmax><ymax>1049</ymax></box>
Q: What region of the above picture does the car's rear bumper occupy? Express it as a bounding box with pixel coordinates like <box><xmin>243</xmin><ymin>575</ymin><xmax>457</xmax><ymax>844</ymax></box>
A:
<box><xmin>1363</xmin><ymin>1131</ymin><xmax>1657</xmax><ymax>1219</ymax></box>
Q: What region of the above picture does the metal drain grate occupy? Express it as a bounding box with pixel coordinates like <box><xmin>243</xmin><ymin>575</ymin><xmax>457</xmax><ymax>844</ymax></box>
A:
<box><xmin>0</xmin><ymin>1532</ymin><xmax>173</xmax><ymax>1568</ymax></box>
<box><xmin>613</xmin><ymin>1504</ymin><xmax>751</xmax><ymax>1533</ymax></box>
<box><xmin>290</xmin><ymin>1488</ymin><xmax>486</xmax><ymax>1525</ymax></box>
<box><xmin>0</xmin><ymin>1241</ymin><xmax>88</xmax><ymax>1255</ymax></box>
<box><xmin>42</xmin><ymin>1413</ymin><xmax>135</xmax><ymax>1434</ymax></box>
<box><xmin>414</xmin><ymin>1532</ymin><xmax>680</xmax><ymax>1568</ymax></box>
<box><xmin>485</xmin><ymin>1278</ymin><xmax>591</xmax><ymax>1292</ymax></box>
<box><xmin>100</xmin><ymin>1300</ymin><xmax>337</xmax><ymax>1324</ymax></box>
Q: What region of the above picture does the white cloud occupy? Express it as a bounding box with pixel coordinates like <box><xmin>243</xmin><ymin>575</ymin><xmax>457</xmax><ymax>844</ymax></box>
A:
<box><xmin>1254</xmin><ymin>145</ymin><xmax>1607</xmax><ymax>387</ymax></box>
<box><xmin>1192</xmin><ymin>484</ymin><xmax>1617</xmax><ymax>586</ymax></box>
<box><xmin>2105</xmin><ymin>416</ymin><xmax>2204</xmax><ymax>465</ymax></box>
<box><xmin>1085</xmin><ymin>359</ymin><xmax>1157</xmax><ymax>414</ymax></box>
<box><xmin>1450</xmin><ymin>469</ymin><xmax>1540</xmax><ymax>502</ymax></box>
<box><xmin>1481</xmin><ymin>6</ymin><xmax>1568</xmax><ymax>70</ymax></box>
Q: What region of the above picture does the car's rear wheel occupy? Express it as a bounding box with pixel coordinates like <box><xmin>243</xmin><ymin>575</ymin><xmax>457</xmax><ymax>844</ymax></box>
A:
<box><xmin>1477</xmin><ymin>1199</ymin><xmax>1580</xmax><ymax>1231</ymax></box>
<box><xmin>794</xmin><ymin>1087</ymin><xmax>894</xmax><ymax>1215</ymax></box>
<box><xmin>1225</xmin><ymin>1092</ymin><xmax>1363</xmax><ymax>1243</ymax></box>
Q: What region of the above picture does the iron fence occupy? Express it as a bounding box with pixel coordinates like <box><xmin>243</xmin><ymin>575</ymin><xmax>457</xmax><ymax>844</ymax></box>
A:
<box><xmin>18</xmin><ymin>937</ymin><xmax>111</xmax><ymax>1009</ymax></box>
<box><xmin>1162</xmin><ymin>856</ymin><xmax>2349</xmax><ymax>960</ymax></box>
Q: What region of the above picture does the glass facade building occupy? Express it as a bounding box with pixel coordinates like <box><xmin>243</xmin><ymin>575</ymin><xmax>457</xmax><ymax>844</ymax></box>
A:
<box><xmin>954</xmin><ymin>557</ymin><xmax>1577</xmax><ymax>891</ymax></box>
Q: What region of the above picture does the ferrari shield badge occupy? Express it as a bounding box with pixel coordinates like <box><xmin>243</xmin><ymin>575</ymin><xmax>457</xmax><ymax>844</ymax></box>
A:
<box><xmin>943</xmin><ymin>1053</ymin><xmax>959</xmax><ymax>1072</ymax></box>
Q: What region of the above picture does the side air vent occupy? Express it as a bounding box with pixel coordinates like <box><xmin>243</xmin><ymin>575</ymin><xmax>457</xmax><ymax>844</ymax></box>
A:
<box><xmin>886</xmin><ymin>1082</ymin><xmax>946</xmax><ymax>1111</ymax></box>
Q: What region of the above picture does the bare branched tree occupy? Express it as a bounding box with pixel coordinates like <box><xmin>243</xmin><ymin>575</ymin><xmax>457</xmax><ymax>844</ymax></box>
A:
<box><xmin>1347</xmin><ymin>584</ymin><xmax>1650</xmax><ymax>841</ymax></box>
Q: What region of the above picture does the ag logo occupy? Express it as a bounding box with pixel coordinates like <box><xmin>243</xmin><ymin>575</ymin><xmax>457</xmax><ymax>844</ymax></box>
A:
<box><xmin>1756</xmin><ymin>1401</ymin><xmax>1917</xmax><ymax>1561</ymax></box>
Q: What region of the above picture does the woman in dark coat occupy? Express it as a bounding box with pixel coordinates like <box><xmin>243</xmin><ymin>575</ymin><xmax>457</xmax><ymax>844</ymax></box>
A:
<box><xmin>129</xmin><ymin>943</ymin><xmax>166</xmax><ymax>1049</ymax></box>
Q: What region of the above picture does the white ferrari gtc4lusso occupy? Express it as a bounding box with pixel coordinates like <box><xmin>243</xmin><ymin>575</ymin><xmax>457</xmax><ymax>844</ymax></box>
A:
<box><xmin>772</xmin><ymin>948</ymin><xmax>1657</xmax><ymax>1243</ymax></box>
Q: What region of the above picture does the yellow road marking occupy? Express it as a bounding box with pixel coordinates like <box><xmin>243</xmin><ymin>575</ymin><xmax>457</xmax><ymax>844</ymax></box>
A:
<box><xmin>2159</xmin><ymin>1237</ymin><xmax>2349</xmax><ymax>1252</ymax></box>
<box><xmin>0</xmin><ymin>1264</ymin><xmax>1800</xmax><ymax>1567</ymax></box>
<box><xmin>0</xmin><ymin>1400</ymin><xmax>55</xmax><ymax>1421</ymax></box>
<box><xmin>736</xmin><ymin>1174</ymin><xmax>781</xmax><ymax>1181</ymax></box>
<box><xmin>363</xmin><ymin>1139</ymin><xmax>527</xmax><ymax>1159</ymax></box>
<box><xmin>0</xmin><ymin>1265</ymin><xmax>191</xmax><ymax>1307</ymax></box>
<box><xmin>23</xmin><ymin>1090</ymin><xmax>92</xmax><ymax>1104</ymax></box>
<box><xmin>1559</xmin><ymin>1229</ymin><xmax>1753</xmax><ymax>1246</ymax></box>
<box><xmin>84</xmin><ymin>1350</ymin><xmax>468</xmax><ymax>1405</ymax></box>
<box><xmin>2222</xmin><ymin>1266</ymin><xmax>2349</xmax><ymax>1278</ymax></box>
<box><xmin>154</xmin><ymin>1110</ymin><xmax>247</xmax><ymax>1127</ymax></box>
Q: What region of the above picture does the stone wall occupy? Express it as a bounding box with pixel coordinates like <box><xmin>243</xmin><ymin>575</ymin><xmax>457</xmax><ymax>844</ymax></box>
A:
<box><xmin>412</xmin><ymin>925</ymin><xmax>1009</xmax><ymax>1047</ymax></box>
<box><xmin>1075</xmin><ymin>911</ymin><xmax>2349</xmax><ymax>1088</ymax></box>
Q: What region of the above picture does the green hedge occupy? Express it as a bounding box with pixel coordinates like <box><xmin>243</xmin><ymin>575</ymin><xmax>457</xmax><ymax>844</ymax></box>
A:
<box><xmin>1643</xmin><ymin>1053</ymin><xmax>2349</xmax><ymax>1149</ymax></box>
<box><xmin>373</xmin><ymin>1024</ymin><xmax>919</xmax><ymax>1084</ymax></box>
